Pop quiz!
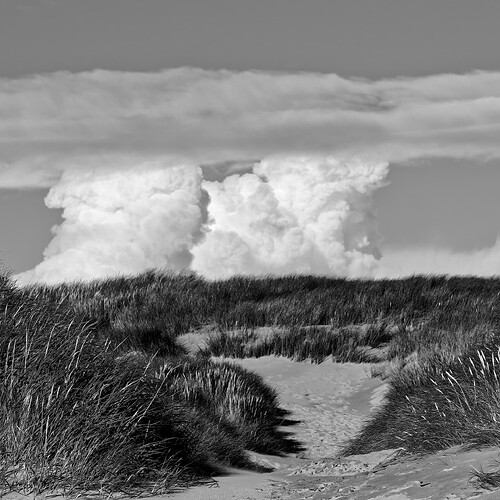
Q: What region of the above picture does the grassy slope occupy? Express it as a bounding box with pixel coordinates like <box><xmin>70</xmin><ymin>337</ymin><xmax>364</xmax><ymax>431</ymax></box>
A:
<box><xmin>7</xmin><ymin>270</ymin><xmax>500</xmax><ymax>493</ymax></box>
<box><xmin>0</xmin><ymin>272</ymin><xmax>299</xmax><ymax>496</ymax></box>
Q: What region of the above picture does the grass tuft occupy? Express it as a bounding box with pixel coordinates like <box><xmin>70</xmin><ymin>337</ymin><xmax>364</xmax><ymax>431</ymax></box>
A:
<box><xmin>342</xmin><ymin>346</ymin><xmax>500</xmax><ymax>456</ymax></box>
<box><xmin>204</xmin><ymin>324</ymin><xmax>389</xmax><ymax>363</ymax></box>
<box><xmin>471</xmin><ymin>462</ymin><xmax>500</xmax><ymax>490</ymax></box>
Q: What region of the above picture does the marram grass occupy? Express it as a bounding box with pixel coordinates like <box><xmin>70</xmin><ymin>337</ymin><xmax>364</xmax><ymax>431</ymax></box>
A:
<box><xmin>0</xmin><ymin>272</ymin><xmax>293</xmax><ymax>496</ymax></box>
<box><xmin>8</xmin><ymin>269</ymin><xmax>500</xmax><ymax>494</ymax></box>
<box><xmin>342</xmin><ymin>346</ymin><xmax>500</xmax><ymax>455</ymax></box>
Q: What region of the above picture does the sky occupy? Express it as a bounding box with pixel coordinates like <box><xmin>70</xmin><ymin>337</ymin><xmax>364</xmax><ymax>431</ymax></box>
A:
<box><xmin>1</xmin><ymin>0</ymin><xmax>500</xmax><ymax>282</ymax></box>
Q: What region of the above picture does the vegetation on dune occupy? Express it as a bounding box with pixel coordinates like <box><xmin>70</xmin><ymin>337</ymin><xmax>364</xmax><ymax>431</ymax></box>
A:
<box><xmin>0</xmin><ymin>274</ymin><xmax>189</xmax><ymax>494</ymax></box>
<box><xmin>0</xmin><ymin>272</ymin><xmax>296</xmax><ymax>496</ymax></box>
<box><xmin>157</xmin><ymin>357</ymin><xmax>302</xmax><ymax>455</ymax></box>
<box><xmin>25</xmin><ymin>272</ymin><xmax>498</xmax><ymax>331</ymax></box>
<box><xmin>25</xmin><ymin>271</ymin><xmax>500</xmax><ymax>364</ymax></box>
<box><xmin>204</xmin><ymin>324</ymin><xmax>389</xmax><ymax>363</ymax></box>
<box><xmin>343</xmin><ymin>345</ymin><xmax>500</xmax><ymax>455</ymax></box>
<box><xmin>6</xmin><ymin>269</ymin><xmax>500</xmax><ymax>493</ymax></box>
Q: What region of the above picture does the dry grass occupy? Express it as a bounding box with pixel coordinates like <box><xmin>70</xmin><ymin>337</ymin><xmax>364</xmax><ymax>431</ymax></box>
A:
<box><xmin>204</xmin><ymin>324</ymin><xmax>389</xmax><ymax>363</ymax></box>
<box><xmin>342</xmin><ymin>346</ymin><xmax>500</xmax><ymax>456</ymax></box>
<box><xmin>9</xmin><ymin>270</ymin><xmax>500</xmax><ymax>494</ymax></box>
<box><xmin>0</xmin><ymin>272</ymin><xmax>295</xmax><ymax>496</ymax></box>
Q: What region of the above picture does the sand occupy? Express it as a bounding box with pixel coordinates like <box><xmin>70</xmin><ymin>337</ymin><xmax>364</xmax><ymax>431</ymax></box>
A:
<box><xmin>235</xmin><ymin>356</ymin><xmax>385</xmax><ymax>460</ymax></box>
<box><xmin>164</xmin><ymin>356</ymin><xmax>500</xmax><ymax>500</ymax></box>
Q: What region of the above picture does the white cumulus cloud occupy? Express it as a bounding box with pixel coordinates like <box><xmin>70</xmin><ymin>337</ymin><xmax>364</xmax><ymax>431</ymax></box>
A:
<box><xmin>192</xmin><ymin>156</ymin><xmax>388</xmax><ymax>277</ymax></box>
<box><xmin>3</xmin><ymin>67</ymin><xmax>500</xmax><ymax>283</ymax></box>
<box><xmin>19</xmin><ymin>162</ymin><xmax>206</xmax><ymax>283</ymax></box>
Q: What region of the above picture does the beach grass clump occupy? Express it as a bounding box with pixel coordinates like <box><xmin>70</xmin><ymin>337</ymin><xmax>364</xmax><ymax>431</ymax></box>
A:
<box><xmin>157</xmin><ymin>357</ymin><xmax>302</xmax><ymax>455</ymax></box>
<box><xmin>342</xmin><ymin>345</ymin><xmax>500</xmax><ymax>456</ymax></box>
<box><xmin>204</xmin><ymin>323</ymin><xmax>390</xmax><ymax>363</ymax></box>
<box><xmin>22</xmin><ymin>271</ymin><xmax>199</xmax><ymax>357</ymax></box>
<box><xmin>471</xmin><ymin>464</ymin><xmax>500</xmax><ymax>490</ymax></box>
<box><xmin>19</xmin><ymin>273</ymin><xmax>500</xmax><ymax>353</ymax></box>
<box><xmin>25</xmin><ymin>272</ymin><xmax>500</xmax><ymax>366</ymax></box>
<box><xmin>0</xmin><ymin>273</ymin><xmax>288</xmax><ymax>496</ymax></box>
<box><xmin>0</xmin><ymin>274</ymin><xmax>215</xmax><ymax>495</ymax></box>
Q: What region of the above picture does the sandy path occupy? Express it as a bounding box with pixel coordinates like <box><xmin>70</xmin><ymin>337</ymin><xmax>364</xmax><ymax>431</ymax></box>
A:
<box><xmin>164</xmin><ymin>356</ymin><xmax>500</xmax><ymax>500</ymax></box>
<box><xmin>235</xmin><ymin>357</ymin><xmax>384</xmax><ymax>459</ymax></box>
<box><xmin>163</xmin><ymin>356</ymin><xmax>386</xmax><ymax>500</ymax></box>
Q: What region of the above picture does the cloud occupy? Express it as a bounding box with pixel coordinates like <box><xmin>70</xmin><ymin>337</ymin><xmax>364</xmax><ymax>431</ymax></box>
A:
<box><xmin>4</xmin><ymin>68</ymin><xmax>500</xmax><ymax>282</ymax></box>
<box><xmin>377</xmin><ymin>241</ymin><xmax>500</xmax><ymax>277</ymax></box>
<box><xmin>2</xmin><ymin>68</ymin><xmax>500</xmax><ymax>188</ymax></box>
<box><xmin>20</xmin><ymin>161</ymin><xmax>206</xmax><ymax>284</ymax></box>
<box><xmin>192</xmin><ymin>156</ymin><xmax>388</xmax><ymax>277</ymax></box>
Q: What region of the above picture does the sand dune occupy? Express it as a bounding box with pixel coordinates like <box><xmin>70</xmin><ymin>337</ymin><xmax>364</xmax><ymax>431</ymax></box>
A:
<box><xmin>5</xmin><ymin>355</ymin><xmax>497</xmax><ymax>499</ymax></box>
<box><xmin>165</xmin><ymin>356</ymin><xmax>500</xmax><ymax>500</ymax></box>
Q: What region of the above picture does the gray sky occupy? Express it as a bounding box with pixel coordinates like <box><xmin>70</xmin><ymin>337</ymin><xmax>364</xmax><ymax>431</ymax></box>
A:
<box><xmin>3</xmin><ymin>0</ymin><xmax>500</xmax><ymax>78</ymax></box>
<box><xmin>1</xmin><ymin>0</ymin><xmax>500</xmax><ymax>275</ymax></box>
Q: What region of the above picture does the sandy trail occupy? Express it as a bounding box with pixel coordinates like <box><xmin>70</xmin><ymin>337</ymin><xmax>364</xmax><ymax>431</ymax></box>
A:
<box><xmin>164</xmin><ymin>356</ymin><xmax>387</xmax><ymax>500</ymax></box>
<box><xmin>165</xmin><ymin>356</ymin><xmax>500</xmax><ymax>500</ymax></box>
<box><xmin>235</xmin><ymin>357</ymin><xmax>384</xmax><ymax>460</ymax></box>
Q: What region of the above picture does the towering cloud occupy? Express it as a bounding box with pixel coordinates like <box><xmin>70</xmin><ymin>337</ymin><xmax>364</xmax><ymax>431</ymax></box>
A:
<box><xmin>2</xmin><ymin>68</ymin><xmax>500</xmax><ymax>282</ymax></box>
<box><xmin>192</xmin><ymin>157</ymin><xmax>388</xmax><ymax>277</ymax></box>
<box><xmin>22</xmin><ymin>163</ymin><xmax>206</xmax><ymax>283</ymax></box>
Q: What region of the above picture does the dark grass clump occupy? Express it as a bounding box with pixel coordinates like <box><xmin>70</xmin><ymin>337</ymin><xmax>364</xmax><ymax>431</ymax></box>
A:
<box><xmin>157</xmin><ymin>357</ymin><xmax>303</xmax><ymax>455</ymax></box>
<box><xmin>342</xmin><ymin>345</ymin><xmax>500</xmax><ymax>456</ymax></box>
<box><xmin>205</xmin><ymin>324</ymin><xmax>390</xmax><ymax>363</ymax></box>
<box><xmin>0</xmin><ymin>274</ymin><xmax>187</xmax><ymax>494</ymax></box>
<box><xmin>97</xmin><ymin>316</ymin><xmax>189</xmax><ymax>357</ymax></box>
<box><xmin>471</xmin><ymin>463</ymin><xmax>500</xmax><ymax>490</ymax></box>
<box><xmin>0</xmin><ymin>273</ymin><xmax>292</xmax><ymax>496</ymax></box>
<box><xmin>22</xmin><ymin>271</ymin><xmax>203</xmax><ymax>357</ymax></box>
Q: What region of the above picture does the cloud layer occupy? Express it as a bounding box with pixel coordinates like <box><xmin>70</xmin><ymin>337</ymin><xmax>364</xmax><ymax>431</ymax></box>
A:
<box><xmin>2</xmin><ymin>68</ymin><xmax>500</xmax><ymax>189</ymax></box>
<box><xmin>3</xmin><ymin>68</ymin><xmax>500</xmax><ymax>282</ymax></box>
<box><xmin>378</xmin><ymin>242</ymin><xmax>500</xmax><ymax>278</ymax></box>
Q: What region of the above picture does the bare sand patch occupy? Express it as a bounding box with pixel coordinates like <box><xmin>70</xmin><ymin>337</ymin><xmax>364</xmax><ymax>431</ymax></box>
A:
<box><xmin>160</xmin><ymin>356</ymin><xmax>387</xmax><ymax>499</ymax></box>
<box><xmin>234</xmin><ymin>356</ymin><xmax>382</xmax><ymax>459</ymax></box>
